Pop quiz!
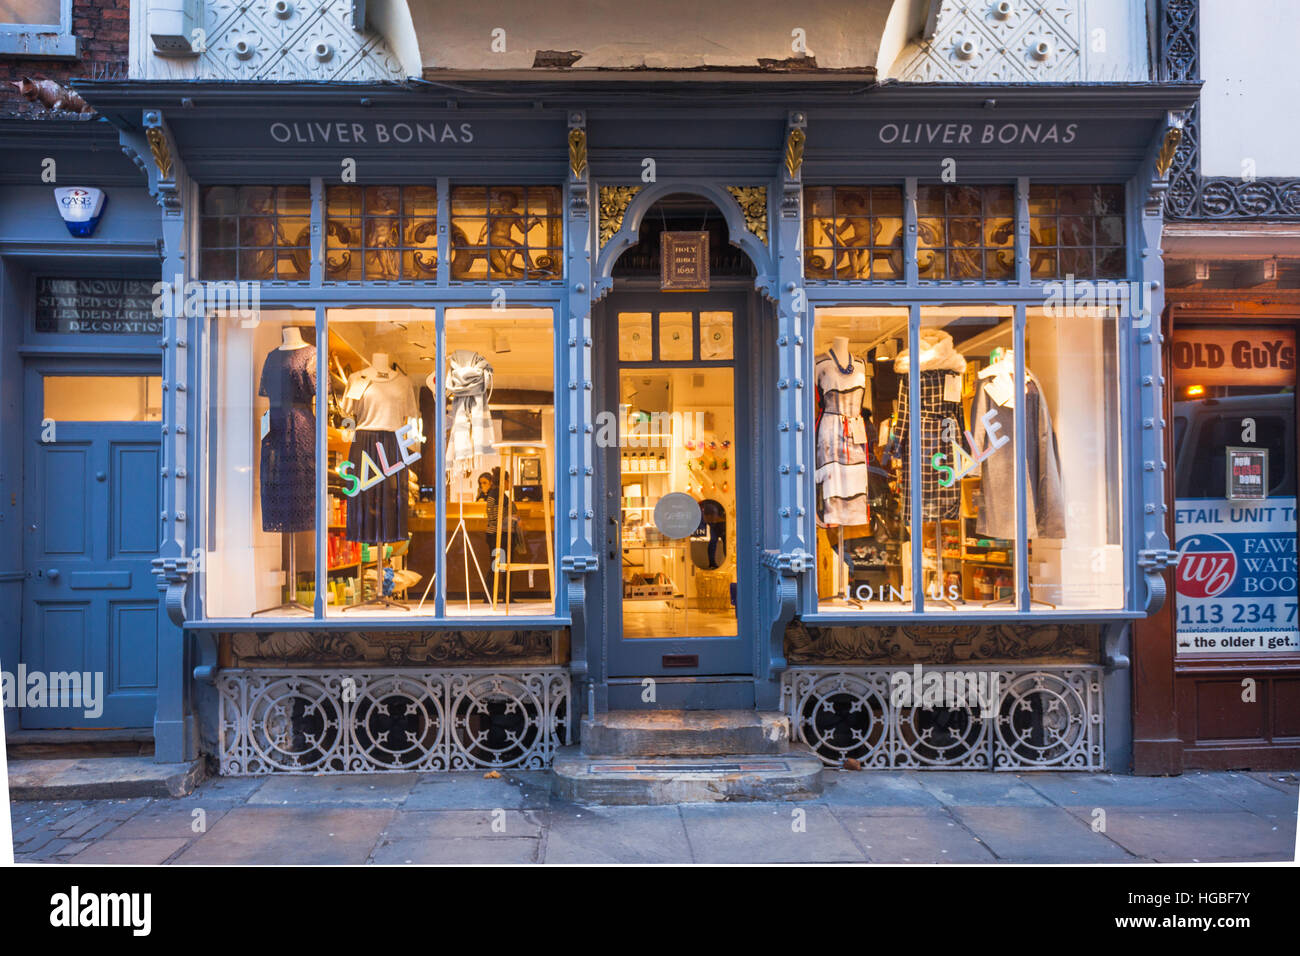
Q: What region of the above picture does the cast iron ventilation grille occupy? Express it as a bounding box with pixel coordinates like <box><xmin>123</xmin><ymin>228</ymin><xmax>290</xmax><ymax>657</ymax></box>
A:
<box><xmin>781</xmin><ymin>667</ymin><xmax>1103</xmax><ymax>771</ymax></box>
<box><xmin>216</xmin><ymin>668</ymin><xmax>570</xmax><ymax>774</ymax></box>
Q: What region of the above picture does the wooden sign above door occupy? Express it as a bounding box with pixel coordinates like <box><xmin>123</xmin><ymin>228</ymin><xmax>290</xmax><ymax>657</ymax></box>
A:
<box><xmin>1172</xmin><ymin>327</ymin><xmax>1297</xmax><ymax>387</ymax></box>
<box><xmin>661</xmin><ymin>231</ymin><xmax>710</xmax><ymax>292</ymax></box>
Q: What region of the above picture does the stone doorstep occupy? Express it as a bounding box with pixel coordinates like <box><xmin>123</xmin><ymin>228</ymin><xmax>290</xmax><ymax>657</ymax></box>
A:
<box><xmin>6</xmin><ymin>730</ymin><xmax>157</xmax><ymax>761</ymax></box>
<box><xmin>7</xmin><ymin>756</ymin><xmax>206</xmax><ymax>800</ymax></box>
<box><xmin>553</xmin><ymin>746</ymin><xmax>824</xmax><ymax>806</ymax></box>
<box><xmin>580</xmin><ymin>710</ymin><xmax>793</xmax><ymax>757</ymax></box>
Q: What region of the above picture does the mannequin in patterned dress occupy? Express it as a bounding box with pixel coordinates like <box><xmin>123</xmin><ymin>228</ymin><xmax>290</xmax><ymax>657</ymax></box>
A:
<box><xmin>815</xmin><ymin>335</ymin><xmax>870</xmax><ymax>526</ymax></box>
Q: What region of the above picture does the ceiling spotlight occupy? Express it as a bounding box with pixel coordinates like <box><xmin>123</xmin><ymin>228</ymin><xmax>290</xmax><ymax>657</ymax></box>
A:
<box><xmin>876</xmin><ymin>338</ymin><xmax>898</xmax><ymax>361</ymax></box>
<box><xmin>493</xmin><ymin>331</ymin><xmax>511</xmax><ymax>353</ymax></box>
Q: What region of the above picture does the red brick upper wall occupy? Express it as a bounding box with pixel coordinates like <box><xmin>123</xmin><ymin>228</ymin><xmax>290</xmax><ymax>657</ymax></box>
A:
<box><xmin>1</xmin><ymin>0</ymin><xmax>130</xmax><ymax>117</ymax></box>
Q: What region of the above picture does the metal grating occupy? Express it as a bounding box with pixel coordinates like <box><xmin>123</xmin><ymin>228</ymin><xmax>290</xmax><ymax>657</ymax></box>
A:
<box><xmin>782</xmin><ymin>667</ymin><xmax>1103</xmax><ymax>771</ymax></box>
<box><xmin>216</xmin><ymin>668</ymin><xmax>570</xmax><ymax>774</ymax></box>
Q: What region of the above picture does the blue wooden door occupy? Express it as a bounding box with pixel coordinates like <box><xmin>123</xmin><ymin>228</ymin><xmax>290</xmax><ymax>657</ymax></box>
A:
<box><xmin>20</xmin><ymin>364</ymin><xmax>162</xmax><ymax>729</ymax></box>
<box><xmin>599</xmin><ymin>293</ymin><xmax>756</xmax><ymax>680</ymax></box>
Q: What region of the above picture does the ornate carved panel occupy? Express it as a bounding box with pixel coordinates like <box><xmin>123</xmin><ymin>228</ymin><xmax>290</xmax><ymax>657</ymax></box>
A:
<box><xmin>219</xmin><ymin>629</ymin><xmax>563</xmax><ymax>668</ymax></box>
<box><xmin>725</xmin><ymin>186</ymin><xmax>768</xmax><ymax>245</ymax></box>
<box><xmin>893</xmin><ymin>1</ymin><xmax>1084</xmax><ymax>83</ymax></box>
<box><xmin>784</xmin><ymin>620</ymin><xmax>1099</xmax><ymax>665</ymax></box>
<box><xmin>598</xmin><ymin>185</ymin><xmax>640</xmax><ymax>247</ymax></box>
<box><xmin>156</xmin><ymin>0</ymin><xmax>405</xmax><ymax>82</ymax></box>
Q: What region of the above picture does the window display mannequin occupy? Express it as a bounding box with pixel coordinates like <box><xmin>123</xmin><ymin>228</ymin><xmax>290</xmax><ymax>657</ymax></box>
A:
<box><xmin>445</xmin><ymin>349</ymin><xmax>495</xmax><ymax>462</ymax></box>
<box><xmin>258</xmin><ymin>326</ymin><xmax>316</xmax><ymax>533</ymax></box>
<box><xmin>971</xmin><ymin>348</ymin><xmax>1066</xmax><ymax>539</ymax></box>
<box><xmin>892</xmin><ymin>328</ymin><xmax>967</xmax><ymax>608</ymax></box>
<box><xmin>254</xmin><ymin>325</ymin><xmax>316</xmax><ymax>615</ymax></box>
<box><xmin>436</xmin><ymin>350</ymin><xmax>497</xmax><ymax>611</ymax></box>
<box><xmin>892</xmin><ymin>328</ymin><xmax>967</xmax><ymax>524</ymax></box>
<box><xmin>814</xmin><ymin>335</ymin><xmax>870</xmax><ymax>526</ymax></box>
<box><xmin>340</xmin><ymin>352</ymin><xmax>418</xmax><ymax>545</ymax></box>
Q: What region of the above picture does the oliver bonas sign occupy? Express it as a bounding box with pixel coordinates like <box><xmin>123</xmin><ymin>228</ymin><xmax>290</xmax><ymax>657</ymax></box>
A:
<box><xmin>267</xmin><ymin>120</ymin><xmax>476</xmax><ymax>145</ymax></box>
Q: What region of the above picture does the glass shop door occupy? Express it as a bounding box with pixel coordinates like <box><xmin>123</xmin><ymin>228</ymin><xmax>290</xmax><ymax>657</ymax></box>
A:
<box><xmin>602</xmin><ymin>295</ymin><xmax>753</xmax><ymax>678</ymax></box>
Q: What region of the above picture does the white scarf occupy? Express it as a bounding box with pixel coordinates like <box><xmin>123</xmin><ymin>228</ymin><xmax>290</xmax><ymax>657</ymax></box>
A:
<box><xmin>445</xmin><ymin>349</ymin><xmax>494</xmax><ymax>463</ymax></box>
<box><xmin>893</xmin><ymin>329</ymin><xmax>967</xmax><ymax>375</ymax></box>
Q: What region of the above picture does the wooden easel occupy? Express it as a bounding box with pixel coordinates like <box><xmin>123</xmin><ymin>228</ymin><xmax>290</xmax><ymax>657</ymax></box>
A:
<box><xmin>492</xmin><ymin>442</ymin><xmax>554</xmax><ymax>612</ymax></box>
<box><xmin>415</xmin><ymin>464</ymin><xmax>493</xmax><ymax>613</ymax></box>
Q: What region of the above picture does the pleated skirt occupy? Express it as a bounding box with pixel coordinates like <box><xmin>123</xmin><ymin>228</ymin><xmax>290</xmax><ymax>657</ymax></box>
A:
<box><xmin>346</xmin><ymin>429</ymin><xmax>408</xmax><ymax>544</ymax></box>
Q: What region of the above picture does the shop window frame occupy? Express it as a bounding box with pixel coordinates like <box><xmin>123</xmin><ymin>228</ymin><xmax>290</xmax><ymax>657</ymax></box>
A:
<box><xmin>0</xmin><ymin>0</ymin><xmax>78</xmax><ymax>58</ymax></box>
<box><xmin>801</xmin><ymin>176</ymin><xmax>1139</xmax><ymax>622</ymax></box>
<box><xmin>196</xmin><ymin>179</ymin><xmax>567</xmax><ymax>290</ymax></box>
<box><xmin>192</xmin><ymin>176</ymin><xmax>568</xmax><ymax>628</ymax></box>
<box><xmin>196</xmin><ymin>300</ymin><xmax>564</xmax><ymax>626</ymax></box>
<box><xmin>802</xmin><ymin>178</ymin><xmax>1128</xmax><ymax>287</ymax></box>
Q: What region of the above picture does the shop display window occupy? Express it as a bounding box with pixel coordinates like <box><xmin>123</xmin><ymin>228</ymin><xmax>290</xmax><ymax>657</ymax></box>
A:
<box><xmin>324</xmin><ymin>185</ymin><xmax>439</xmax><ymax>281</ymax></box>
<box><xmin>812</xmin><ymin>307</ymin><xmax>911</xmax><ymax>611</ymax></box>
<box><xmin>449</xmin><ymin>186</ymin><xmax>563</xmax><ymax>281</ymax></box>
<box><xmin>203</xmin><ymin>309</ymin><xmax>319</xmax><ymax>617</ymax></box>
<box><xmin>201</xmin><ymin>305</ymin><xmax>556</xmax><ymax>620</ymax></box>
<box><xmin>1024</xmin><ymin>305</ymin><xmax>1124</xmax><ymax>609</ymax></box>
<box><xmin>1028</xmin><ymin>184</ymin><xmax>1126</xmax><ymax>279</ymax></box>
<box><xmin>812</xmin><ymin>303</ymin><xmax>1124</xmax><ymax>613</ymax></box>
<box><xmin>199</xmin><ymin>186</ymin><xmax>311</xmax><ymax>281</ymax></box>
<box><xmin>804</xmin><ymin>186</ymin><xmax>904</xmax><ymax>280</ymax></box>
<box><xmin>442</xmin><ymin>308</ymin><xmax>556</xmax><ymax>617</ymax></box>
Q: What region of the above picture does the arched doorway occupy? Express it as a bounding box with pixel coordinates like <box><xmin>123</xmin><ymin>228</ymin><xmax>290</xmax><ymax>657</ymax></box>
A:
<box><xmin>594</xmin><ymin>191</ymin><xmax>770</xmax><ymax>706</ymax></box>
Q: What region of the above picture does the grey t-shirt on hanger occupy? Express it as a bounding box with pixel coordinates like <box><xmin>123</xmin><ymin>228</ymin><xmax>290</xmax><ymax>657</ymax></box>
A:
<box><xmin>341</xmin><ymin>370</ymin><xmax>418</xmax><ymax>432</ymax></box>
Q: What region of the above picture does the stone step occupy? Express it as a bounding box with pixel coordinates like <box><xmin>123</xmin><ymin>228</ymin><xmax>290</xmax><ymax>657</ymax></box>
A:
<box><xmin>580</xmin><ymin>709</ymin><xmax>793</xmax><ymax>756</ymax></box>
<box><xmin>6</xmin><ymin>756</ymin><xmax>205</xmax><ymax>800</ymax></box>
<box><xmin>552</xmin><ymin>746</ymin><xmax>824</xmax><ymax>806</ymax></box>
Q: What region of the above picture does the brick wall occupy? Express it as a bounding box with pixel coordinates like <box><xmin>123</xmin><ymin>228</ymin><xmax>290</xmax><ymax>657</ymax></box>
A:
<box><xmin>1</xmin><ymin>0</ymin><xmax>130</xmax><ymax>116</ymax></box>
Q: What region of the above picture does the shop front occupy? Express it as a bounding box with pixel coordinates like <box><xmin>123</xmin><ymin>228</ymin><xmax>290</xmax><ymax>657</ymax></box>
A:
<box><xmin>76</xmin><ymin>79</ymin><xmax>1195</xmax><ymax>773</ymax></box>
<box><xmin>1133</xmin><ymin>261</ymin><xmax>1300</xmax><ymax>772</ymax></box>
<box><xmin>0</xmin><ymin>117</ymin><xmax>166</xmax><ymax>745</ymax></box>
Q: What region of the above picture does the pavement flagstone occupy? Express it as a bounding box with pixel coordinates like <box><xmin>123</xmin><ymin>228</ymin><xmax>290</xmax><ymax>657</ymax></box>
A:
<box><xmin>7</xmin><ymin>769</ymin><xmax>1296</xmax><ymax>865</ymax></box>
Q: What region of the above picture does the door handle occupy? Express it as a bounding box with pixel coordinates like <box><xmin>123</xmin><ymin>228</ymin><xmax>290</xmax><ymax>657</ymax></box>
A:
<box><xmin>95</xmin><ymin>471</ymin><xmax>107</xmax><ymax>482</ymax></box>
<box><xmin>46</xmin><ymin>568</ymin><xmax>60</xmax><ymax>581</ymax></box>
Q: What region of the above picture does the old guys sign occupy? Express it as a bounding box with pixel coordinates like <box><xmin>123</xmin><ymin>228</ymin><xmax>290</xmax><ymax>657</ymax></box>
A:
<box><xmin>1172</xmin><ymin>327</ymin><xmax>1297</xmax><ymax>388</ymax></box>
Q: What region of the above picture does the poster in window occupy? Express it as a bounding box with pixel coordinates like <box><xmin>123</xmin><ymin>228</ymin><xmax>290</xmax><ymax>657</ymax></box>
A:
<box><xmin>1226</xmin><ymin>447</ymin><xmax>1267</xmax><ymax>502</ymax></box>
<box><xmin>1174</xmin><ymin>496</ymin><xmax>1300</xmax><ymax>655</ymax></box>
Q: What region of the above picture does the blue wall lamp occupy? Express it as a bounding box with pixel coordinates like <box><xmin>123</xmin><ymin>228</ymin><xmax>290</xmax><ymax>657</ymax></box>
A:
<box><xmin>54</xmin><ymin>186</ymin><xmax>107</xmax><ymax>237</ymax></box>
